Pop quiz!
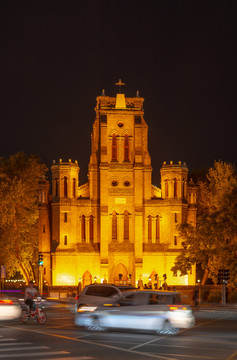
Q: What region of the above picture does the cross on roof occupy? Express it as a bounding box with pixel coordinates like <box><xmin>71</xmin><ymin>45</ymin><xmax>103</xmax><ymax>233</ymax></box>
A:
<box><xmin>115</xmin><ymin>78</ymin><xmax>125</xmax><ymax>93</ymax></box>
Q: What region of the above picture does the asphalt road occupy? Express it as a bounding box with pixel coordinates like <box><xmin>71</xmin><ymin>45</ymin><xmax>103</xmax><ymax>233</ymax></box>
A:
<box><xmin>0</xmin><ymin>305</ymin><xmax>237</xmax><ymax>360</ymax></box>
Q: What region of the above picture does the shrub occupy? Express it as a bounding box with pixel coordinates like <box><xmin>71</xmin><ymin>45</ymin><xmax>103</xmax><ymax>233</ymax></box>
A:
<box><xmin>207</xmin><ymin>290</ymin><xmax>221</xmax><ymax>303</ymax></box>
<box><xmin>227</xmin><ymin>292</ymin><xmax>237</xmax><ymax>303</ymax></box>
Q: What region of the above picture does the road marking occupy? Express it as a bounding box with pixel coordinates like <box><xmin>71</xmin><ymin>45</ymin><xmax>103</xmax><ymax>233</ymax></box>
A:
<box><xmin>42</xmin><ymin>357</ymin><xmax>96</xmax><ymax>360</ymax></box>
<box><xmin>1</xmin><ymin>325</ymin><xmax>179</xmax><ymax>359</ymax></box>
<box><xmin>0</xmin><ymin>339</ymin><xmax>16</xmax><ymax>342</ymax></box>
<box><xmin>226</xmin><ymin>350</ymin><xmax>237</xmax><ymax>360</ymax></box>
<box><xmin>0</xmin><ymin>342</ymin><xmax>32</xmax><ymax>346</ymax></box>
<box><xmin>0</xmin><ymin>351</ymin><xmax>70</xmax><ymax>358</ymax></box>
<box><xmin>0</xmin><ymin>345</ymin><xmax>49</xmax><ymax>352</ymax></box>
<box><xmin>129</xmin><ymin>329</ymin><xmax>186</xmax><ymax>350</ymax></box>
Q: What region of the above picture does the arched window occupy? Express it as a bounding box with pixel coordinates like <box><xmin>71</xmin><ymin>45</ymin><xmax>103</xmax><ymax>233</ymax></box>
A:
<box><xmin>112</xmin><ymin>134</ymin><xmax>117</xmax><ymax>161</ymax></box>
<box><xmin>148</xmin><ymin>215</ymin><xmax>152</xmax><ymax>242</ymax></box>
<box><xmin>64</xmin><ymin>176</ymin><xmax>68</xmax><ymax>198</ymax></box>
<box><xmin>124</xmin><ymin>210</ymin><xmax>129</xmax><ymax>241</ymax></box>
<box><xmin>73</xmin><ymin>178</ymin><xmax>76</xmax><ymax>198</ymax></box>
<box><xmin>124</xmin><ymin>134</ymin><xmax>129</xmax><ymax>161</ymax></box>
<box><xmin>174</xmin><ymin>178</ymin><xmax>178</xmax><ymax>198</ymax></box>
<box><xmin>156</xmin><ymin>215</ymin><xmax>160</xmax><ymax>242</ymax></box>
<box><xmin>81</xmin><ymin>215</ymin><xmax>85</xmax><ymax>242</ymax></box>
<box><xmin>89</xmin><ymin>215</ymin><xmax>94</xmax><ymax>242</ymax></box>
<box><xmin>165</xmin><ymin>180</ymin><xmax>169</xmax><ymax>198</ymax></box>
<box><xmin>112</xmin><ymin>211</ymin><xmax>117</xmax><ymax>241</ymax></box>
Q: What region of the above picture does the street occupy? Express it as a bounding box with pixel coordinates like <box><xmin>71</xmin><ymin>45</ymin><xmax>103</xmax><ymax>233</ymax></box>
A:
<box><xmin>0</xmin><ymin>305</ymin><xmax>237</xmax><ymax>360</ymax></box>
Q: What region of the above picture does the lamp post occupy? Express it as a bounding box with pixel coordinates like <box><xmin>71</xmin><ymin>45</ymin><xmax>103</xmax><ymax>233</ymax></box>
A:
<box><xmin>197</xmin><ymin>279</ymin><xmax>201</xmax><ymax>306</ymax></box>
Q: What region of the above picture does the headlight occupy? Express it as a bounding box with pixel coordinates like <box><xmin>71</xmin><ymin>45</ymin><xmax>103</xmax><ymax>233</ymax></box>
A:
<box><xmin>77</xmin><ymin>306</ymin><xmax>97</xmax><ymax>313</ymax></box>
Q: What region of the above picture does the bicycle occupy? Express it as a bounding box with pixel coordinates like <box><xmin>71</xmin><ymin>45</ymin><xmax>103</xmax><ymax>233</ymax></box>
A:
<box><xmin>20</xmin><ymin>297</ymin><xmax>47</xmax><ymax>324</ymax></box>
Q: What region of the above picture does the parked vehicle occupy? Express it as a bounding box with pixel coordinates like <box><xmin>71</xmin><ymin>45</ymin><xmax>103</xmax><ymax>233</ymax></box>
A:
<box><xmin>75</xmin><ymin>289</ymin><xmax>195</xmax><ymax>335</ymax></box>
<box><xmin>76</xmin><ymin>283</ymin><xmax>136</xmax><ymax>309</ymax></box>
<box><xmin>20</xmin><ymin>297</ymin><xmax>47</xmax><ymax>324</ymax></box>
<box><xmin>0</xmin><ymin>298</ymin><xmax>21</xmax><ymax>321</ymax></box>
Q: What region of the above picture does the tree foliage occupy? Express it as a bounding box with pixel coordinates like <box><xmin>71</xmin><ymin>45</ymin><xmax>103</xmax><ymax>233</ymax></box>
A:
<box><xmin>171</xmin><ymin>160</ymin><xmax>237</xmax><ymax>287</ymax></box>
<box><xmin>0</xmin><ymin>152</ymin><xmax>47</xmax><ymax>283</ymax></box>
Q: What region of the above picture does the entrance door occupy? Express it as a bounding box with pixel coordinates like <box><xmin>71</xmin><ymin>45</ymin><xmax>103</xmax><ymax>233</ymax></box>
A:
<box><xmin>113</xmin><ymin>263</ymin><xmax>129</xmax><ymax>284</ymax></box>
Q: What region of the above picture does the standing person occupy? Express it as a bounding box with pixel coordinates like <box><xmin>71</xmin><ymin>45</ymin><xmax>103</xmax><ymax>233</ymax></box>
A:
<box><xmin>24</xmin><ymin>281</ymin><xmax>39</xmax><ymax>313</ymax></box>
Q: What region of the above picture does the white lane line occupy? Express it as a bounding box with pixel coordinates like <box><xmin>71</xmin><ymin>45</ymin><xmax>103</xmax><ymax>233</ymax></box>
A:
<box><xmin>2</xmin><ymin>325</ymin><xmax>179</xmax><ymax>360</ymax></box>
<box><xmin>0</xmin><ymin>346</ymin><xmax>49</xmax><ymax>352</ymax></box>
<box><xmin>0</xmin><ymin>342</ymin><xmax>32</xmax><ymax>346</ymax></box>
<box><xmin>0</xmin><ymin>351</ymin><xmax>70</xmax><ymax>358</ymax></box>
<box><xmin>0</xmin><ymin>339</ymin><xmax>16</xmax><ymax>342</ymax></box>
<box><xmin>42</xmin><ymin>357</ymin><xmax>96</xmax><ymax>360</ymax></box>
<box><xmin>130</xmin><ymin>330</ymin><xmax>186</xmax><ymax>351</ymax></box>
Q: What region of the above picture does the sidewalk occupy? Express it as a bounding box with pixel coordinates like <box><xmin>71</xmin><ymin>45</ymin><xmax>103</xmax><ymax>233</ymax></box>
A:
<box><xmin>193</xmin><ymin>303</ymin><xmax>237</xmax><ymax>312</ymax></box>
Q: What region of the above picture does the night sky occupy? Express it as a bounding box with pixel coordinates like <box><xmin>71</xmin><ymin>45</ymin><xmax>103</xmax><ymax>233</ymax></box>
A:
<box><xmin>1</xmin><ymin>1</ymin><xmax>237</xmax><ymax>186</ymax></box>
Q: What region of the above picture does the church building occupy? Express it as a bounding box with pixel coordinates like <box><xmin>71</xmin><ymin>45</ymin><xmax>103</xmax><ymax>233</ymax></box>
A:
<box><xmin>39</xmin><ymin>82</ymin><xmax>197</xmax><ymax>289</ymax></box>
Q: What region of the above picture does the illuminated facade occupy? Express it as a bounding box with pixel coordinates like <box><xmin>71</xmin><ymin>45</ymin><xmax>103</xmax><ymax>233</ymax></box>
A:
<box><xmin>39</xmin><ymin>86</ymin><xmax>197</xmax><ymax>289</ymax></box>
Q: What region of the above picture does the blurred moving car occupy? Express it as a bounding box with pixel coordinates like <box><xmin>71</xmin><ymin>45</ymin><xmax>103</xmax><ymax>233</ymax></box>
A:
<box><xmin>76</xmin><ymin>283</ymin><xmax>136</xmax><ymax>309</ymax></box>
<box><xmin>0</xmin><ymin>298</ymin><xmax>21</xmax><ymax>320</ymax></box>
<box><xmin>75</xmin><ymin>290</ymin><xmax>195</xmax><ymax>335</ymax></box>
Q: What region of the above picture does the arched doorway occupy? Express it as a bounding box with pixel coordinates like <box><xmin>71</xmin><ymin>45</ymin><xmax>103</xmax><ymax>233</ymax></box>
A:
<box><xmin>82</xmin><ymin>271</ymin><xmax>92</xmax><ymax>288</ymax></box>
<box><xmin>113</xmin><ymin>263</ymin><xmax>129</xmax><ymax>284</ymax></box>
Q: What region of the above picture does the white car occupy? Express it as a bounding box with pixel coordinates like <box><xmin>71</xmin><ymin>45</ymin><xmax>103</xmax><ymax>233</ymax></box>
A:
<box><xmin>0</xmin><ymin>298</ymin><xmax>21</xmax><ymax>321</ymax></box>
<box><xmin>75</xmin><ymin>290</ymin><xmax>195</xmax><ymax>335</ymax></box>
<box><xmin>76</xmin><ymin>283</ymin><xmax>136</xmax><ymax>309</ymax></box>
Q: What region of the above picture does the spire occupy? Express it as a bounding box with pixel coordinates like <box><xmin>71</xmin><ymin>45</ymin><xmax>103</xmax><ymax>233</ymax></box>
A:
<box><xmin>115</xmin><ymin>79</ymin><xmax>126</xmax><ymax>108</ymax></box>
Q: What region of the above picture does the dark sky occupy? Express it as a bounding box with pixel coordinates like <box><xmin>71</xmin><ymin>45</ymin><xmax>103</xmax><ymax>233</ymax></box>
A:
<box><xmin>1</xmin><ymin>1</ymin><xmax>237</xmax><ymax>186</ymax></box>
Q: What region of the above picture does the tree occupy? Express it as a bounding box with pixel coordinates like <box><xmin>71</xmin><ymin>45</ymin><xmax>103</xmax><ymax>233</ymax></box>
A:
<box><xmin>171</xmin><ymin>160</ymin><xmax>237</xmax><ymax>287</ymax></box>
<box><xmin>0</xmin><ymin>152</ymin><xmax>47</xmax><ymax>283</ymax></box>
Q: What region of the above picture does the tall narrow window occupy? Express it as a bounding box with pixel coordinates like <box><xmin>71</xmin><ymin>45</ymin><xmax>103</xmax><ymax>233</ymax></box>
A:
<box><xmin>81</xmin><ymin>215</ymin><xmax>85</xmax><ymax>242</ymax></box>
<box><xmin>64</xmin><ymin>212</ymin><xmax>67</xmax><ymax>223</ymax></box>
<box><xmin>89</xmin><ymin>215</ymin><xmax>94</xmax><ymax>243</ymax></box>
<box><xmin>174</xmin><ymin>178</ymin><xmax>178</xmax><ymax>198</ymax></box>
<box><xmin>182</xmin><ymin>179</ymin><xmax>185</xmax><ymax>199</ymax></box>
<box><xmin>112</xmin><ymin>211</ymin><xmax>117</xmax><ymax>241</ymax></box>
<box><xmin>174</xmin><ymin>236</ymin><xmax>177</xmax><ymax>246</ymax></box>
<box><xmin>124</xmin><ymin>210</ymin><xmax>129</xmax><ymax>241</ymax></box>
<box><xmin>42</xmin><ymin>225</ymin><xmax>46</xmax><ymax>233</ymax></box>
<box><xmin>148</xmin><ymin>215</ymin><xmax>152</xmax><ymax>242</ymax></box>
<box><xmin>156</xmin><ymin>215</ymin><xmax>160</xmax><ymax>242</ymax></box>
<box><xmin>73</xmin><ymin>178</ymin><xmax>76</xmax><ymax>198</ymax></box>
<box><xmin>124</xmin><ymin>134</ymin><xmax>129</xmax><ymax>161</ymax></box>
<box><xmin>64</xmin><ymin>176</ymin><xmax>68</xmax><ymax>197</ymax></box>
<box><xmin>112</xmin><ymin>134</ymin><xmax>117</xmax><ymax>161</ymax></box>
<box><xmin>55</xmin><ymin>179</ymin><xmax>58</xmax><ymax>197</ymax></box>
<box><xmin>64</xmin><ymin>235</ymin><xmax>68</xmax><ymax>245</ymax></box>
<box><xmin>174</xmin><ymin>213</ymin><xmax>178</xmax><ymax>223</ymax></box>
<box><xmin>165</xmin><ymin>180</ymin><xmax>169</xmax><ymax>198</ymax></box>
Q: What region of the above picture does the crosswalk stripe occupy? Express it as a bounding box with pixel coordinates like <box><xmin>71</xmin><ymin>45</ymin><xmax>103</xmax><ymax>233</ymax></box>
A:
<box><xmin>0</xmin><ymin>339</ymin><xmax>16</xmax><ymax>342</ymax></box>
<box><xmin>0</xmin><ymin>342</ymin><xmax>32</xmax><ymax>346</ymax></box>
<box><xmin>42</xmin><ymin>357</ymin><xmax>96</xmax><ymax>360</ymax></box>
<box><xmin>0</xmin><ymin>345</ymin><xmax>49</xmax><ymax>352</ymax></box>
<box><xmin>0</xmin><ymin>351</ymin><xmax>70</xmax><ymax>358</ymax></box>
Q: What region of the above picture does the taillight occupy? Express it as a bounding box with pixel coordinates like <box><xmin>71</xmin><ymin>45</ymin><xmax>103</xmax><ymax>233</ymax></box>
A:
<box><xmin>77</xmin><ymin>306</ymin><xmax>97</xmax><ymax>313</ymax></box>
<box><xmin>0</xmin><ymin>300</ymin><xmax>13</xmax><ymax>305</ymax></box>
<box><xmin>168</xmin><ymin>305</ymin><xmax>187</xmax><ymax>311</ymax></box>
